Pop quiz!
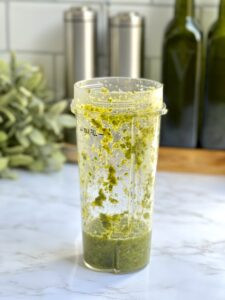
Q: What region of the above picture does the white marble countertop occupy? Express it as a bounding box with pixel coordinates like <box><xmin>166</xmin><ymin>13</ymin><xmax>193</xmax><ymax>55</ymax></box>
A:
<box><xmin>0</xmin><ymin>165</ymin><xmax>225</xmax><ymax>300</ymax></box>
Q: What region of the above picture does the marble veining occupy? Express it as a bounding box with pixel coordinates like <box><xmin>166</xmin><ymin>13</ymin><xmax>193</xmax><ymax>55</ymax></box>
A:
<box><xmin>0</xmin><ymin>165</ymin><xmax>225</xmax><ymax>300</ymax></box>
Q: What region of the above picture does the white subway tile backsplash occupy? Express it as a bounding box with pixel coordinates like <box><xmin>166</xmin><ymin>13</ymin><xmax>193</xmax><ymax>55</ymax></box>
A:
<box><xmin>150</xmin><ymin>57</ymin><xmax>162</xmax><ymax>82</ymax></box>
<box><xmin>144</xmin><ymin>57</ymin><xmax>151</xmax><ymax>79</ymax></box>
<box><xmin>153</xmin><ymin>0</ymin><xmax>219</xmax><ymax>4</ymax></box>
<box><xmin>144</xmin><ymin>57</ymin><xmax>161</xmax><ymax>82</ymax></box>
<box><xmin>196</xmin><ymin>0</ymin><xmax>219</xmax><ymax>5</ymax></box>
<box><xmin>109</xmin><ymin>0</ymin><xmax>150</xmax><ymax>3</ymax></box>
<box><xmin>0</xmin><ymin>2</ymin><xmax>6</xmax><ymax>50</ymax></box>
<box><xmin>10</xmin><ymin>2</ymin><xmax>103</xmax><ymax>54</ymax></box>
<box><xmin>148</xmin><ymin>6</ymin><xmax>173</xmax><ymax>57</ymax></box>
<box><xmin>0</xmin><ymin>52</ymin><xmax>9</xmax><ymax>62</ymax></box>
<box><xmin>98</xmin><ymin>55</ymin><xmax>108</xmax><ymax>76</ymax></box>
<box><xmin>16</xmin><ymin>53</ymin><xmax>54</xmax><ymax>89</ymax></box>
<box><xmin>10</xmin><ymin>2</ymin><xmax>66</xmax><ymax>53</ymax></box>
<box><xmin>152</xmin><ymin>0</ymin><xmax>174</xmax><ymax>4</ymax></box>
<box><xmin>55</xmin><ymin>54</ymin><xmax>65</xmax><ymax>100</ymax></box>
<box><xmin>1</xmin><ymin>0</ymin><xmax>220</xmax><ymax>98</ymax></box>
<box><xmin>57</xmin><ymin>0</ymin><xmax>106</xmax><ymax>2</ymax></box>
<box><xmin>195</xmin><ymin>7</ymin><xmax>201</xmax><ymax>24</ymax></box>
<box><xmin>200</xmin><ymin>7</ymin><xmax>218</xmax><ymax>38</ymax></box>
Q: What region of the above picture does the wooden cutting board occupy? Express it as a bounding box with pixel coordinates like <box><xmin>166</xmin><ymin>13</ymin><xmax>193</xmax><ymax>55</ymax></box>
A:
<box><xmin>63</xmin><ymin>144</ymin><xmax>225</xmax><ymax>175</ymax></box>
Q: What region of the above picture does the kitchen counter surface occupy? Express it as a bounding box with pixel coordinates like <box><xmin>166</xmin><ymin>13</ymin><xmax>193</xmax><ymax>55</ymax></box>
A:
<box><xmin>0</xmin><ymin>165</ymin><xmax>225</xmax><ymax>300</ymax></box>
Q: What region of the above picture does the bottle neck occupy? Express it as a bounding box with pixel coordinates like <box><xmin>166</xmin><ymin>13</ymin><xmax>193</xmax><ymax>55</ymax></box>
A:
<box><xmin>219</xmin><ymin>0</ymin><xmax>225</xmax><ymax>22</ymax></box>
<box><xmin>174</xmin><ymin>0</ymin><xmax>194</xmax><ymax>20</ymax></box>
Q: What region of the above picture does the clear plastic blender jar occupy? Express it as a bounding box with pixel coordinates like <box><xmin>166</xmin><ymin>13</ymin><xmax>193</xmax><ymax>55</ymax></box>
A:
<box><xmin>71</xmin><ymin>77</ymin><xmax>166</xmax><ymax>273</ymax></box>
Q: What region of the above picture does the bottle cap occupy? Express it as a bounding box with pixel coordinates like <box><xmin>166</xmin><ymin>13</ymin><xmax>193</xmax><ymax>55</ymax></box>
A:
<box><xmin>64</xmin><ymin>6</ymin><xmax>96</xmax><ymax>22</ymax></box>
<box><xmin>110</xmin><ymin>12</ymin><xmax>143</xmax><ymax>27</ymax></box>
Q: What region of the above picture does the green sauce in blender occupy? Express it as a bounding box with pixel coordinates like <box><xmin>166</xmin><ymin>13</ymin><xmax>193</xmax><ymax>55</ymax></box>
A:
<box><xmin>83</xmin><ymin>215</ymin><xmax>151</xmax><ymax>273</ymax></box>
<box><xmin>71</xmin><ymin>86</ymin><xmax>164</xmax><ymax>273</ymax></box>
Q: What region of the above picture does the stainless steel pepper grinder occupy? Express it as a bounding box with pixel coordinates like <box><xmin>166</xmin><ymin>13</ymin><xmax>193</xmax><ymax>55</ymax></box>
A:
<box><xmin>64</xmin><ymin>6</ymin><xmax>97</xmax><ymax>99</ymax></box>
<box><xmin>64</xmin><ymin>6</ymin><xmax>97</xmax><ymax>144</ymax></box>
<box><xmin>109</xmin><ymin>12</ymin><xmax>144</xmax><ymax>78</ymax></box>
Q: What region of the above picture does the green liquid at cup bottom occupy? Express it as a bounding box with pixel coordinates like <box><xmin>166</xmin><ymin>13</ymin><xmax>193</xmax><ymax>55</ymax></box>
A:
<box><xmin>83</xmin><ymin>218</ymin><xmax>151</xmax><ymax>273</ymax></box>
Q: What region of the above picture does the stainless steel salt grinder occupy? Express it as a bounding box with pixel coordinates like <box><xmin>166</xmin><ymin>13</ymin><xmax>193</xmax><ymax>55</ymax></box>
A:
<box><xmin>109</xmin><ymin>12</ymin><xmax>143</xmax><ymax>78</ymax></box>
<box><xmin>64</xmin><ymin>6</ymin><xmax>97</xmax><ymax>99</ymax></box>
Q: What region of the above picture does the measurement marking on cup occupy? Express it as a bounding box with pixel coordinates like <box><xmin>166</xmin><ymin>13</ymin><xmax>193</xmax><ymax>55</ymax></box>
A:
<box><xmin>80</xmin><ymin>127</ymin><xmax>103</xmax><ymax>137</ymax></box>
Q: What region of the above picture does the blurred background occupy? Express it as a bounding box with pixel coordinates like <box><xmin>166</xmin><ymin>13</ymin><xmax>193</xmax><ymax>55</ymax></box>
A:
<box><xmin>0</xmin><ymin>0</ymin><xmax>219</xmax><ymax>100</ymax></box>
<box><xmin>0</xmin><ymin>0</ymin><xmax>224</xmax><ymax>177</ymax></box>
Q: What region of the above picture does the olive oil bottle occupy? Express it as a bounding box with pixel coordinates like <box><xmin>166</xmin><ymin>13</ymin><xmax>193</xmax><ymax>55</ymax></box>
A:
<box><xmin>201</xmin><ymin>0</ymin><xmax>225</xmax><ymax>149</ymax></box>
<box><xmin>161</xmin><ymin>0</ymin><xmax>203</xmax><ymax>147</ymax></box>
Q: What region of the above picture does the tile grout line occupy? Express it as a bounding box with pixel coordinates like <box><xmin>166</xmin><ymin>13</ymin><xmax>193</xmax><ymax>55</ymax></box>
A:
<box><xmin>0</xmin><ymin>49</ymin><xmax>110</xmax><ymax>61</ymax></box>
<box><xmin>7</xmin><ymin>49</ymin><xmax>64</xmax><ymax>56</ymax></box>
<box><xmin>9</xmin><ymin>0</ymin><xmax>103</xmax><ymax>4</ymax></box>
<box><xmin>7</xmin><ymin>0</ymin><xmax>171</xmax><ymax>8</ymax></box>
<box><xmin>6</xmin><ymin>0</ymin><xmax>218</xmax><ymax>8</ymax></box>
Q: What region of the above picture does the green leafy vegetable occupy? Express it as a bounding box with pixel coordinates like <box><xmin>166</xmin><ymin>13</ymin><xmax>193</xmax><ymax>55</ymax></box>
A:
<box><xmin>0</xmin><ymin>53</ymin><xmax>75</xmax><ymax>179</ymax></box>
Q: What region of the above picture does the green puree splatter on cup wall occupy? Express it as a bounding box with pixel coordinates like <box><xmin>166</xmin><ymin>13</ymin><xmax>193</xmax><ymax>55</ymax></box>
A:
<box><xmin>72</xmin><ymin>79</ymin><xmax>166</xmax><ymax>273</ymax></box>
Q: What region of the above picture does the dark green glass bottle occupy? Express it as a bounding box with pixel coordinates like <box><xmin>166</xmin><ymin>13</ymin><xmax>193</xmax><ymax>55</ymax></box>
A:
<box><xmin>201</xmin><ymin>0</ymin><xmax>225</xmax><ymax>149</ymax></box>
<box><xmin>161</xmin><ymin>0</ymin><xmax>203</xmax><ymax>147</ymax></box>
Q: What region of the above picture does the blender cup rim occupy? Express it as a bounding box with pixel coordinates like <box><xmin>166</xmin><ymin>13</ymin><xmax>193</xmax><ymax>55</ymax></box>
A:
<box><xmin>72</xmin><ymin>77</ymin><xmax>166</xmax><ymax>115</ymax></box>
<box><xmin>74</xmin><ymin>77</ymin><xmax>163</xmax><ymax>94</ymax></box>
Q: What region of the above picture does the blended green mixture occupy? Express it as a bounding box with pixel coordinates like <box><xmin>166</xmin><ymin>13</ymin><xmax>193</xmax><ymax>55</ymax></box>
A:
<box><xmin>83</xmin><ymin>215</ymin><xmax>151</xmax><ymax>273</ymax></box>
<box><xmin>71</xmin><ymin>85</ymin><xmax>164</xmax><ymax>273</ymax></box>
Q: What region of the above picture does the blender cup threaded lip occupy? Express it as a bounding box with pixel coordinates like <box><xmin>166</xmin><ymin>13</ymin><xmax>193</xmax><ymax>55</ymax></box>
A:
<box><xmin>74</xmin><ymin>77</ymin><xmax>163</xmax><ymax>93</ymax></box>
<box><xmin>73</xmin><ymin>77</ymin><xmax>166</xmax><ymax>115</ymax></box>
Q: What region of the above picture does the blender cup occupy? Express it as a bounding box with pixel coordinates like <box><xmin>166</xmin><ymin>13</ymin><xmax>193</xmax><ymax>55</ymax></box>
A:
<box><xmin>71</xmin><ymin>77</ymin><xmax>166</xmax><ymax>273</ymax></box>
